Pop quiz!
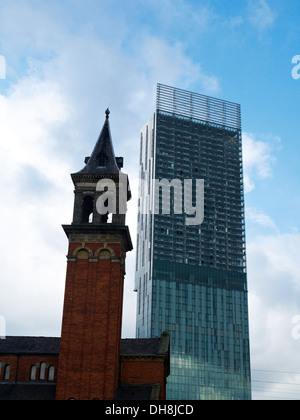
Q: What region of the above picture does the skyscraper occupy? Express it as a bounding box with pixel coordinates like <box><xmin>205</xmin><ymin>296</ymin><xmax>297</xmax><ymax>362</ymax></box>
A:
<box><xmin>135</xmin><ymin>84</ymin><xmax>251</xmax><ymax>400</ymax></box>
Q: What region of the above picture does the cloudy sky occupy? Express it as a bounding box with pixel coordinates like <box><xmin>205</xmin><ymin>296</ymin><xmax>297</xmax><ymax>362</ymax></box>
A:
<box><xmin>0</xmin><ymin>0</ymin><xmax>300</xmax><ymax>399</ymax></box>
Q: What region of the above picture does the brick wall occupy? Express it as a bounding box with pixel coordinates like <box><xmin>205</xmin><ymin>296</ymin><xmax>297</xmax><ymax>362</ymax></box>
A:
<box><xmin>0</xmin><ymin>355</ymin><xmax>58</xmax><ymax>382</ymax></box>
<box><xmin>56</xmin><ymin>240</ymin><xmax>125</xmax><ymax>400</ymax></box>
<box><xmin>120</xmin><ymin>358</ymin><xmax>167</xmax><ymax>400</ymax></box>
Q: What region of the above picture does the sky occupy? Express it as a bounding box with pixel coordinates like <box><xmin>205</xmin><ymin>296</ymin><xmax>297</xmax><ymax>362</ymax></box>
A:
<box><xmin>0</xmin><ymin>0</ymin><xmax>299</xmax><ymax>400</ymax></box>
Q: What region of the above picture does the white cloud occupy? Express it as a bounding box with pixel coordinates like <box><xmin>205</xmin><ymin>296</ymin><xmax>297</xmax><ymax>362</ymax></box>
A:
<box><xmin>246</xmin><ymin>207</ymin><xmax>278</xmax><ymax>231</ymax></box>
<box><xmin>247</xmin><ymin>232</ymin><xmax>300</xmax><ymax>398</ymax></box>
<box><xmin>248</xmin><ymin>233</ymin><xmax>300</xmax><ymax>304</ymax></box>
<box><xmin>242</xmin><ymin>132</ymin><xmax>277</xmax><ymax>193</ymax></box>
<box><xmin>133</xmin><ymin>36</ymin><xmax>220</xmax><ymax>95</ymax></box>
<box><xmin>0</xmin><ymin>77</ymin><xmax>73</xmax><ymax>336</ymax></box>
<box><xmin>248</xmin><ymin>0</ymin><xmax>276</xmax><ymax>31</ymax></box>
<box><xmin>0</xmin><ymin>78</ymin><xmax>70</xmax><ymax>171</ymax></box>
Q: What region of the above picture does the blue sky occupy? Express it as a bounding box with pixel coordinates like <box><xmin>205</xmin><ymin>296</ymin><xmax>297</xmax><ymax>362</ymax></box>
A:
<box><xmin>0</xmin><ymin>0</ymin><xmax>300</xmax><ymax>399</ymax></box>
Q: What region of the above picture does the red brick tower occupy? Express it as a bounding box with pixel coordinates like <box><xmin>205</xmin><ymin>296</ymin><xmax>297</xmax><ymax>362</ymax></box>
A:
<box><xmin>56</xmin><ymin>110</ymin><xmax>132</xmax><ymax>400</ymax></box>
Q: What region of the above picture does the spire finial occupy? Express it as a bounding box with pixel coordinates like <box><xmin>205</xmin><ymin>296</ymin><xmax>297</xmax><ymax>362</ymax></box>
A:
<box><xmin>105</xmin><ymin>108</ymin><xmax>110</xmax><ymax>120</ymax></box>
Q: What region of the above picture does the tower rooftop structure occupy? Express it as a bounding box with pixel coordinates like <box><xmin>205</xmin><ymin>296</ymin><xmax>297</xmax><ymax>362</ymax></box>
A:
<box><xmin>74</xmin><ymin>108</ymin><xmax>122</xmax><ymax>176</ymax></box>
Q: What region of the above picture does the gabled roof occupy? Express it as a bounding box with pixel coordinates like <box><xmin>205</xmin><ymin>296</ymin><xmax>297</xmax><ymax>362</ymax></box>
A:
<box><xmin>74</xmin><ymin>109</ymin><xmax>120</xmax><ymax>176</ymax></box>
<box><xmin>120</xmin><ymin>338</ymin><xmax>161</xmax><ymax>356</ymax></box>
<box><xmin>0</xmin><ymin>334</ymin><xmax>169</xmax><ymax>358</ymax></box>
<box><xmin>0</xmin><ymin>336</ymin><xmax>60</xmax><ymax>355</ymax></box>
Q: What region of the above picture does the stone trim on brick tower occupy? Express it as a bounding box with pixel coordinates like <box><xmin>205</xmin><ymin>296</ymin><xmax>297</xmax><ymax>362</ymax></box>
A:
<box><xmin>56</xmin><ymin>111</ymin><xmax>132</xmax><ymax>400</ymax></box>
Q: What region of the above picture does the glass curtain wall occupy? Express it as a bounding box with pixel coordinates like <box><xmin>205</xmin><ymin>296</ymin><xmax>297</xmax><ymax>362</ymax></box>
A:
<box><xmin>135</xmin><ymin>84</ymin><xmax>251</xmax><ymax>400</ymax></box>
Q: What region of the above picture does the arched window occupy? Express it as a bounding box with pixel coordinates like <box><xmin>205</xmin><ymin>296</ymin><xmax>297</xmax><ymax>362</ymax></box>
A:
<box><xmin>39</xmin><ymin>362</ymin><xmax>46</xmax><ymax>380</ymax></box>
<box><xmin>81</xmin><ymin>195</ymin><xmax>94</xmax><ymax>223</ymax></box>
<box><xmin>76</xmin><ymin>249</ymin><xmax>89</xmax><ymax>260</ymax></box>
<box><xmin>4</xmin><ymin>364</ymin><xmax>10</xmax><ymax>380</ymax></box>
<box><xmin>48</xmin><ymin>366</ymin><xmax>55</xmax><ymax>382</ymax></box>
<box><xmin>30</xmin><ymin>365</ymin><xmax>37</xmax><ymax>381</ymax></box>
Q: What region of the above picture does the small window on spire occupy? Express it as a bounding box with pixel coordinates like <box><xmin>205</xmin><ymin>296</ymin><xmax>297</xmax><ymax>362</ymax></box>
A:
<box><xmin>98</xmin><ymin>152</ymin><xmax>107</xmax><ymax>167</ymax></box>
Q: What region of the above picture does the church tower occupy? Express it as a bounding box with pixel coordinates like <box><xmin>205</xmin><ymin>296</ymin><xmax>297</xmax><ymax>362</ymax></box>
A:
<box><xmin>56</xmin><ymin>110</ymin><xmax>133</xmax><ymax>400</ymax></box>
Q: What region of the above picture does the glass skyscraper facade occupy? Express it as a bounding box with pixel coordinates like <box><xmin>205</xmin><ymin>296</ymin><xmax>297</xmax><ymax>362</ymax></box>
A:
<box><xmin>135</xmin><ymin>84</ymin><xmax>251</xmax><ymax>400</ymax></box>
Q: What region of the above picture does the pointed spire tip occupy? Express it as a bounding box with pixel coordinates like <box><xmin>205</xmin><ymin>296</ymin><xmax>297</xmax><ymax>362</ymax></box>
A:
<box><xmin>105</xmin><ymin>108</ymin><xmax>110</xmax><ymax>119</ymax></box>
